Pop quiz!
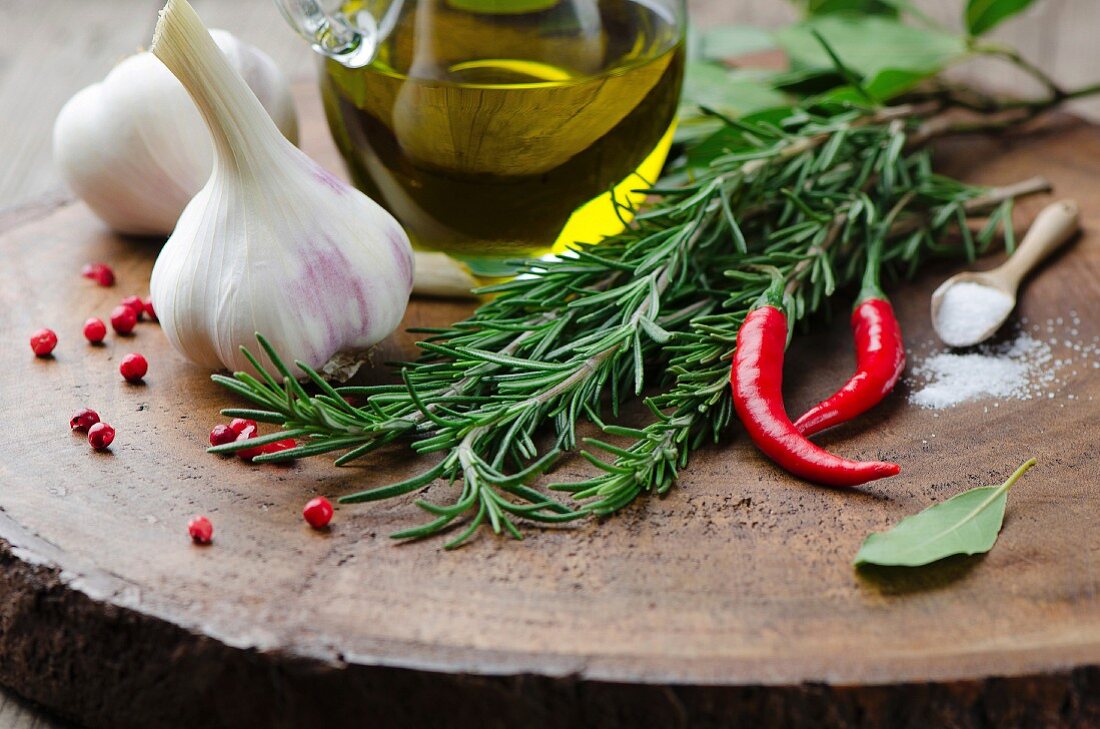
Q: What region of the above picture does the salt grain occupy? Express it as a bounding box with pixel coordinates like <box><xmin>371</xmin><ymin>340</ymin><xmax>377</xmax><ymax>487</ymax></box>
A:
<box><xmin>934</xmin><ymin>281</ymin><xmax>1015</xmax><ymax>347</ymax></box>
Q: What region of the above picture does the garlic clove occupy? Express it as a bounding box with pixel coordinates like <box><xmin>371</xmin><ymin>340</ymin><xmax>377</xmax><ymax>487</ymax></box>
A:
<box><xmin>53</xmin><ymin>29</ymin><xmax>297</xmax><ymax>236</ymax></box>
<box><xmin>150</xmin><ymin>0</ymin><xmax>413</xmax><ymax>377</ymax></box>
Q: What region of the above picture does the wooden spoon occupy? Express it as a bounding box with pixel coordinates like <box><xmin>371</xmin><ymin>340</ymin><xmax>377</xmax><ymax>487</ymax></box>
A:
<box><xmin>930</xmin><ymin>199</ymin><xmax>1080</xmax><ymax>348</ymax></box>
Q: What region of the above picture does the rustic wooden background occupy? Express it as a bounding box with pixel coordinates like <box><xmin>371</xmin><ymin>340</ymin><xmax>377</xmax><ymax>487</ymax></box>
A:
<box><xmin>0</xmin><ymin>0</ymin><xmax>1094</xmax><ymax>725</ymax></box>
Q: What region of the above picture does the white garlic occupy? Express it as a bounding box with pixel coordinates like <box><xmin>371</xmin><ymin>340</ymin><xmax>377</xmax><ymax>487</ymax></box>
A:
<box><xmin>53</xmin><ymin>29</ymin><xmax>297</xmax><ymax>236</ymax></box>
<box><xmin>149</xmin><ymin>0</ymin><xmax>413</xmax><ymax>376</ymax></box>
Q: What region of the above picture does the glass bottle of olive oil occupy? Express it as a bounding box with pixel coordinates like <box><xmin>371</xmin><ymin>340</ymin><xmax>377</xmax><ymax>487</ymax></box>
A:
<box><xmin>321</xmin><ymin>0</ymin><xmax>685</xmax><ymax>274</ymax></box>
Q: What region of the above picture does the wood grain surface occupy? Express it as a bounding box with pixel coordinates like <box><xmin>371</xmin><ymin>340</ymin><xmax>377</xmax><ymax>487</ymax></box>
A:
<box><xmin>1</xmin><ymin>76</ymin><xmax>1100</xmax><ymax>727</ymax></box>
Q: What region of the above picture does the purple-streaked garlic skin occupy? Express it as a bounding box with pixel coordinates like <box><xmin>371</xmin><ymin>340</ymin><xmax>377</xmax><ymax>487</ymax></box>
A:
<box><xmin>149</xmin><ymin>0</ymin><xmax>413</xmax><ymax>378</ymax></box>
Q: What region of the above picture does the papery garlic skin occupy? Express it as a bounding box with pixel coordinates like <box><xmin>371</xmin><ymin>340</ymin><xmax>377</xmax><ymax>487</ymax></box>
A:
<box><xmin>53</xmin><ymin>30</ymin><xmax>297</xmax><ymax>236</ymax></box>
<box><xmin>150</xmin><ymin>0</ymin><xmax>413</xmax><ymax>376</ymax></box>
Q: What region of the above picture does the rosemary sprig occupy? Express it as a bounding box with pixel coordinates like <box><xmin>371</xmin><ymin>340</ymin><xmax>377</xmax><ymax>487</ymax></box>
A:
<box><xmin>210</xmin><ymin>98</ymin><xmax>1051</xmax><ymax>547</ymax></box>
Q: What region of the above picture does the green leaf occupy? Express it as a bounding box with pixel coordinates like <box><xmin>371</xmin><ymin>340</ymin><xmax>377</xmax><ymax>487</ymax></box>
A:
<box><xmin>683</xmin><ymin>106</ymin><xmax>797</xmax><ymax>169</ymax></box>
<box><xmin>775</xmin><ymin>14</ymin><xmax>966</xmax><ymax>78</ymax></box>
<box><xmin>800</xmin><ymin>0</ymin><xmax>899</xmax><ymax>16</ymax></box>
<box><xmin>965</xmin><ymin>0</ymin><xmax>1036</xmax><ymax>36</ymax></box>
<box><xmin>854</xmin><ymin>459</ymin><xmax>1036</xmax><ymax>567</ymax></box>
<box><xmin>680</xmin><ymin>63</ymin><xmax>791</xmax><ymax>119</ymax></box>
<box><xmin>825</xmin><ymin>67</ymin><xmax>927</xmax><ymax>103</ymax></box>
<box><xmin>700</xmin><ymin>25</ymin><xmax>776</xmax><ymax>61</ymax></box>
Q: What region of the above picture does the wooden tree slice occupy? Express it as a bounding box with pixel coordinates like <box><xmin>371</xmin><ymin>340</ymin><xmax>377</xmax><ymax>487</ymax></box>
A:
<box><xmin>2</xmin><ymin>85</ymin><xmax>1100</xmax><ymax>728</ymax></box>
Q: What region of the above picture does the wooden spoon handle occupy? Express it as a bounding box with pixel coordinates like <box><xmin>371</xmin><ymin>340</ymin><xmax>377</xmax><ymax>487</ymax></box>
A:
<box><xmin>992</xmin><ymin>200</ymin><xmax>1080</xmax><ymax>290</ymax></box>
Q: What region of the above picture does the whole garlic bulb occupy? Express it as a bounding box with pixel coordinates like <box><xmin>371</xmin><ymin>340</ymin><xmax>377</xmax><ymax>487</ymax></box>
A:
<box><xmin>53</xmin><ymin>29</ymin><xmax>297</xmax><ymax>236</ymax></box>
<box><xmin>150</xmin><ymin>0</ymin><xmax>413</xmax><ymax>376</ymax></box>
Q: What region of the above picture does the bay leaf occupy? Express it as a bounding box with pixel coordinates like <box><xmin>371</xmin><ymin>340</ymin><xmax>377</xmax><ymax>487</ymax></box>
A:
<box><xmin>775</xmin><ymin>15</ymin><xmax>966</xmax><ymax>79</ymax></box>
<box><xmin>966</xmin><ymin>0</ymin><xmax>1037</xmax><ymax>36</ymax></box>
<box><xmin>854</xmin><ymin>458</ymin><xmax>1036</xmax><ymax>567</ymax></box>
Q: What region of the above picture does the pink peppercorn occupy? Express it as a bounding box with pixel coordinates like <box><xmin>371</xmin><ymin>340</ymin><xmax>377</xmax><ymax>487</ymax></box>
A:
<box><xmin>121</xmin><ymin>295</ymin><xmax>145</xmax><ymax>321</ymax></box>
<box><xmin>30</xmin><ymin>328</ymin><xmax>58</xmax><ymax>357</ymax></box>
<box><xmin>234</xmin><ymin>425</ymin><xmax>266</xmax><ymax>461</ymax></box>
<box><xmin>209</xmin><ymin>424</ymin><xmax>236</xmax><ymax>447</ymax></box>
<box><xmin>229</xmin><ymin>418</ymin><xmax>257</xmax><ymax>434</ymax></box>
<box><xmin>83</xmin><ymin>317</ymin><xmax>107</xmax><ymax>344</ymax></box>
<box><xmin>188</xmin><ymin>515</ymin><xmax>213</xmax><ymax>544</ymax></box>
<box><xmin>119</xmin><ymin>352</ymin><xmax>148</xmax><ymax>382</ymax></box>
<box><xmin>263</xmin><ymin>438</ymin><xmax>297</xmax><ymax>456</ymax></box>
<box><xmin>69</xmin><ymin>408</ymin><xmax>100</xmax><ymax>432</ymax></box>
<box><xmin>142</xmin><ymin>297</ymin><xmax>157</xmax><ymax>322</ymax></box>
<box><xmin>87</xmin><ymin>422</ymin><xmax>115</xmax><ymax>450</ymax></box>
<box><xmin>110</xmin><ymin>305</ymin><xmax>137</xmax><ymax>335</ymax></box>
<box><xmin>81</xmin><ymin>262</ymin><xmax>115</xmax><ymax>287</ymax></box>
<box><xmin>303</xmin><ymin>496</ymin><xmax>334</xmax><ymax>529</ymax></box>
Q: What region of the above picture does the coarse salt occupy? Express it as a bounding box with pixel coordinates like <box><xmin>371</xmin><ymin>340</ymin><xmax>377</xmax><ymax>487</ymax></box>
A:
<box><xmin>934</xmin><ymin>281</ymin><xmax>1014</xmax><ymax>347</ymax></box>
<box><xmin>908</xmin><ymin>333</ymin><xmax>1053</xmax><ymax>409</ymax></box>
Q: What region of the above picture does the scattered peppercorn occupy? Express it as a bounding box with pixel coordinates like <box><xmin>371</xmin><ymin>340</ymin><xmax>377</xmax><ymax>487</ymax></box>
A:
<box><xmin>229</xmin><ymin>418</ymin><xmax>258</xmax><ymax>434</ymax></box>
<box><xmin>69</xmin><ymin>408</ymin><xmax>100</xmax><ymax>432</ymax></box>
<box><xmin>81</xmin><ymin>262</ymin><xmax>115</xmax><ymax>287</ymax></box>
<box><xmin>30</xmin><ymin>328</ymin><xmax>58</xmax><ymax>357</ymax></box>
<box><xmin>110</xmin><ymin>305</ymin><xmax>137</xmax><ymax>335</ymax></box>
<box><xmin>303</xmin><ymin>496</ymin><xmax>334</xmax><ymax>529</ymax></box>
<box><xmin>121</xmin><ymin>295</ymin><xmax>145</xmax><ymax>321</ymax></box>
<box><xmin>188</xmin><ymin>515</ymin><xmax>213</xmax><ymax>544</ymax></box>
<box><xmin>83</xmin><ymin>317</ymin><xmax>107</xmax><ymax>344</ymax></box>
<box><xmin>209</xmin><ymin>424</ymin><xmax>236</xmax><ymax>447</ymax></box>
<box><xmin>142</xmin><ymin>297</ymin><xmax>157</xmax><ymax>322</ymax></box>
<box><xmin>87</xmin><ymin>422</ymin><xmax>115</xmax><ymax>450</ymax></box>
<box><xmin>263</xmin><ymin>438</ymin><xmax>297</xmax><ymax>456</ymax></box>
<box><xmin>119</xmin><ymin>352</ymin><xmax>148</xmax><ymax>382</ymax></box>
<box><xmin>234</xmin><ymin>424</ymin><xmax>265</xmax><ymax>461</ymax></box>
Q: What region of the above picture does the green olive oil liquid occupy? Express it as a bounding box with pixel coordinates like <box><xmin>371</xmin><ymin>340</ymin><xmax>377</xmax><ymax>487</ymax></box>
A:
<box><xmin>322</xmin><ymin>0</ymin><xmax>684</xmax><ymax>274</ymax></box>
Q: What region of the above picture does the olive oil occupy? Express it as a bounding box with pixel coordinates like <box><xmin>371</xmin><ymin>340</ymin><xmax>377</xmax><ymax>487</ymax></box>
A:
<box><xmin>322</xmin><ymin>0</ymin><xmax>684</xmax><ymax>272</ymax></box>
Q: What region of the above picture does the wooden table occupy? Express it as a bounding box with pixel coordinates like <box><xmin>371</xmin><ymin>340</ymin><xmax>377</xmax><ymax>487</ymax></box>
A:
<box><xmin>4</xmin><ymin>2</ymin><xmax>1100</xmax><ymax>727</ymax></box>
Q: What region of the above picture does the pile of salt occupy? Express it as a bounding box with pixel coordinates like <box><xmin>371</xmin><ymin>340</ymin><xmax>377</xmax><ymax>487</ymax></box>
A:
<box><xmin>909</xmin><ymin>333</ymin><xmax>1052</xmax><ymax>409</ymax></box>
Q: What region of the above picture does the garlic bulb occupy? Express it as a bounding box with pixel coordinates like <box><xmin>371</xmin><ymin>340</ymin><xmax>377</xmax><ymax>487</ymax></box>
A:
<box><xmin>149</xmin><ymin>0</ymin><xmax>413</xmax><ymax>376</ymax></box>
<box><xmin>53</xmin><ymin>29</ymin><xmax>297</xmax><ymax>236</ymax></box>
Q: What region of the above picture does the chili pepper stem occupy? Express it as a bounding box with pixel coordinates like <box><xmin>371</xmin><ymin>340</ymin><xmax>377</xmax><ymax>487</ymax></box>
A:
<box><xmin>856</xmin><ymin>230</ymin><xmax>886</xmax><ymax>305</ymax></box>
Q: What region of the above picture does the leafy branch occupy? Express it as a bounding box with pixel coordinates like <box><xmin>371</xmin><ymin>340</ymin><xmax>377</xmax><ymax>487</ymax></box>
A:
<box><xmin>211</xmin><ymin>98</ymin><xmax>1050</xmax><ymax>546</ymax></box>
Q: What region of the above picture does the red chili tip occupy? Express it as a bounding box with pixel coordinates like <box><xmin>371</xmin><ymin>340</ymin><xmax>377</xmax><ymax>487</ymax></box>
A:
<box><xmin>209</xmin><ymin>424</ymin><xmax>236</xmax><ymax>447</ymax></box>
<box><xmin>82</xmin><ymin>262</ymin><xmax>115</xmax><ymax>287</ymax></box>
<box><xmin>188</xmin><ymin>515</ymin><xmax>213</xmax><ymax>544</ymax></box>
<box><xmin>808</xmin><ymin>460</ymin><xmax>901</xmax><ymax>488</ymax></box>
<box><xmin>110</xmin><ymin>305</ymin><xmax>137</xmax><ymax>335</ymax></box>
<box><xmin>303</xmin><ymin>496</ymin><xmax>334</xmax><ymax>529</ymax></box>
<box><xmin>142</xmin><ymin>297</ymin><xmax>157</xmax><ymax>322</ymax></box>
<box><xmin>69</xmin><ymin>408</ymin><xmax>100</xmax><ymax>432</ymax></box>
<box><xmin>83</xmin><ymin>317</ymin><xmax>107</xmax><ymax>344</ymax></box>
<box><xmin>87</xmin><ymin>422</ymin><xmax>115</xmax><ymax>451</ymax></box>
<box><xmin>877</xmin><ymin>462</ymin><xmax>901</xmax><ymax>478</ymax></box>
<box><xmin>119</xmin><ymin>352</ymin><xmax>148</xmax><ymax>383</ymax></box>
<box><xmin>121</xmin><ymin>295</ymin><xmax>145</xmax><ymax>321</ymax></box>
<box><xmin>30</xmin><ymin>328</ymin><xmax>58</xmax><ymax>357</ymax></box>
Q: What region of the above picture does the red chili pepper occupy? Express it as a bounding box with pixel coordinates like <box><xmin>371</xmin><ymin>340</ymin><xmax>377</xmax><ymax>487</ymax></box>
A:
<box><xmin>730</xmin><ymin>272</ymin><xmax>900</xmax><ymax>487</ymax></box>
<box><xmin>793</xmin><ymin>298</ymin><xmax>905</xmax><ymax>436</ymax></box>
<box><xmin>794</xmin><ymin>241</ymin><xmax>905</xmax><ymax>436</ymax></box>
